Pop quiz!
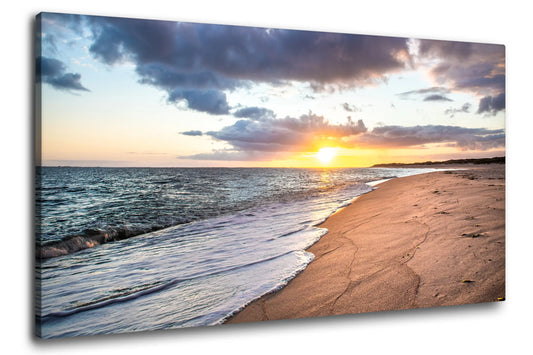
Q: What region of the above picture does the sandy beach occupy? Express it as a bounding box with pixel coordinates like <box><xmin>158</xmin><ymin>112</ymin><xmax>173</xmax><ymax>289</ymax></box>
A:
<box><xmin>227</xmin><ymin>164</ymin><xmax>505</xmax><ymax>324</ymax></box>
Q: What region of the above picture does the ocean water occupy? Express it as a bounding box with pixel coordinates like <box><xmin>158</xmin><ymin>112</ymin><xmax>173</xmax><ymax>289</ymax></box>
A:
<box><xmin>35</xmin><ymin>167</ymin><xmax>437</xmax><ymax>338</ymax></box>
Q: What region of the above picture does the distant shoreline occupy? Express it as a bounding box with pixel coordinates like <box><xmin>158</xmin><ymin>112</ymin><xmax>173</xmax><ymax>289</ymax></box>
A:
<box><xmin>371</xmin><ymin>156</ymin><xmax>505</xmax><ymax>168</ymax></box>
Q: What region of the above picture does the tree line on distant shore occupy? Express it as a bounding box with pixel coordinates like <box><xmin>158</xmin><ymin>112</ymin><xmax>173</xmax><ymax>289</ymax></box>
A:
<box><xmin>372</xmin><ymin>156</ymin><xmax>505</xmax><ymax>168</ymax></box>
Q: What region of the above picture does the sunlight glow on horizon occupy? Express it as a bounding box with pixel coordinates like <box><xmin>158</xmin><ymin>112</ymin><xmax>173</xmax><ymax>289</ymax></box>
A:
<box><xmin>315</xmin><ymin>147</ymin><xmax>338</xmax><ymax>165</ymax></box>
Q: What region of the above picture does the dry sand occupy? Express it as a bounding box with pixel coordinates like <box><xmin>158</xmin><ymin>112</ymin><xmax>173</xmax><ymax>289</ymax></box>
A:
<box><xmin>226</xmin><ymin>165</ymin><xmax>505</xmax><ymax>324</ymax></box>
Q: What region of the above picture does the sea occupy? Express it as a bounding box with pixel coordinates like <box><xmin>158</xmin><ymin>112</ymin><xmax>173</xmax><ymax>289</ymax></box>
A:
<box><xmin>35</xmin><ymin>166</ymin><xmax>438</xmax><ymax>338</ymax></box>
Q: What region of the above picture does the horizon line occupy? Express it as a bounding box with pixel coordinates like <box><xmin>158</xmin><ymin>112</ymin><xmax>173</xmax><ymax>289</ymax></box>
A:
<box><xmin>36</xmin><ymin>155</ymin><xmax>505</xmax><ymax>169</ymax></box>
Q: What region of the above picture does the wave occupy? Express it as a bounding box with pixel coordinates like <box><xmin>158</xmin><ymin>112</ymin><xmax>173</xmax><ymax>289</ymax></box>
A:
<box><xmin>39</xmin><ymin>249</ymin><xmax>312</xmax><ymax>322</ymax></box>
<box><xmin>36</xmin><ymin>181</ymin><xmax>374</xmax><ymax>260</ymax></box>
<box><xmin>39</xmin><ymin>280</ymin><xmax>173</xmax><ymax>320</ymax></box>
<box><xmin>36</xmin><ymin>226</ymin><xmax>160</xmax><ymax>259</ymax></box>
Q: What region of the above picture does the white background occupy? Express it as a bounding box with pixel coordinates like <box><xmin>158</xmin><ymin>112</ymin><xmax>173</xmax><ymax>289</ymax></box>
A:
<box><xmin>2</xmin><ymin>1</ymin><xmax>531</xmax><ymax>353</ymax></box>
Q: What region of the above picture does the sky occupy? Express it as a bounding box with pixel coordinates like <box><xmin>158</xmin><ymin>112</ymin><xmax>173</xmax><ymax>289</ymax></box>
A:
<box><xmin>36</xmin><ymin>12</ymin><xmax>505</xmax><ymax>168</ymax></box>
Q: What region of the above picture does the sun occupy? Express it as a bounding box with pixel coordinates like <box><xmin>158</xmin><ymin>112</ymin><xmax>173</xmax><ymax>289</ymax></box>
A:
<box><xmin>315</xmin><ymin>147</ymin><xmax>337</xmax><ymax>165</ymax></box>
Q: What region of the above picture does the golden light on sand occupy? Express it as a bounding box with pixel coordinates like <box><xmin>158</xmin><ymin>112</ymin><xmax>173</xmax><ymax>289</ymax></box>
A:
<box><xmin>315</xmin><ymin>147</ymin><xmax>337</xmax><ymax>165</ymax></box>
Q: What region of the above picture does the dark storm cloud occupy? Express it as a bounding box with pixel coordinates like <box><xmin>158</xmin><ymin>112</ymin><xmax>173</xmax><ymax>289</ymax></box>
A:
<box><xmin>36</xmin><ymin>56</ymin><xmax>63</xmax><ymax>77</ymax></box>
<box><xmin>430</xmin><ymin>62</ymin><xmax>505</xmax><ymax>96</ymax></box>
<box><xmin>136</xmin><ymin>63</ymin><xmax>239</xmax><ymax>91</ymax></box>
<box><xmin>168</xmin><ymin>89</ymin><xmax>230</xmax><ymax>115</ymax></box>
<box><xmin>73</xmin><ymin>15</ymin><xmax>412</xmax><ymax>114</ymax></box>
<box><xmin>418</xmin><ymin>40</ymin><xmax>476</xmax><ymax>60</ymax></box>
<box><xmin>233</xmin><ymin>107</ymin><xmax>276</xmax><ymax>120</ymax></box>
<box><xmin>36</xmin><ymin>56</ymin><xmax>89</xmax><ymax>92</ymax></box>
<box><xmin>416</xmin><ymin>40</ymin><xmax>505</xmax><ymax>113</ymax></box>
<box><xmin>84</xmin><ymin>17</ymin><xmax>407</xmax><ymax>82</ymax></box>
<box><xmin>43</xmin><ymin>14</ymin><xmax>506</xmax><ymax>119</ymax></box>
<box><xmin>205</xmin><ymin>113</ymin><xmax>367</xmax><ymax>153</ymax></box>
<box><xmin>423</xmin><ymin>94</ymin><xmax>452</xmax><ymax>102</ymax></box>
<box><xmin>477</xmin><ymin>93</ymin><xmax>506</xmax><ymax>115</ymax></box>
<box><xmin>353</xmin><ymin>125</ymin><xmax>504</xmax><ymax>150</ymax></box>
<box><xmin>86</xmin><ymin>16</ymin><xmax>180</xmax><ymax>66</ymax></box>
<box><xmin>444</xmin><ymin>103</ymin><xmax>471</xmax><ymax>117</ymax></box>
<box><xmin>398</xmin><ymin>87</ymin><xmax>453</xmax><ymax>102</ymax></box>
<box><xmin>180</xmin><ymin>130</ymin><xmax>203</xmax><ymax>136</ymax></box>
<box><xmin>182</xmin><ymin>120</ymin><xmax>504</xmax><ymax>161</ymax></box>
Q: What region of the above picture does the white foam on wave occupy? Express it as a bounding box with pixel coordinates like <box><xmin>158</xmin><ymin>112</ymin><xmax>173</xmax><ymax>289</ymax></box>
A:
<box><xmin>38</xmin><ymin>168</ymin><xmax>437</xmax><ymax>338</ymax></box>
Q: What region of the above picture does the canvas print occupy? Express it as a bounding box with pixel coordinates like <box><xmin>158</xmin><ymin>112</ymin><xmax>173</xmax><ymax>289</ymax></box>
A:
<box><xmin>35</xmin><ymin>12</ymin><xmax>505</xmax><ymax>338</ymax></box>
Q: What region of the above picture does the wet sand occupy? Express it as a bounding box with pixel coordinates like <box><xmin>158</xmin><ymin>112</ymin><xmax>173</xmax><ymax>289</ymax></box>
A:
<box><xmin>226</xmin><ymin>165</ymin><xmax>505</xmax><ymax>323</ymax></box>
